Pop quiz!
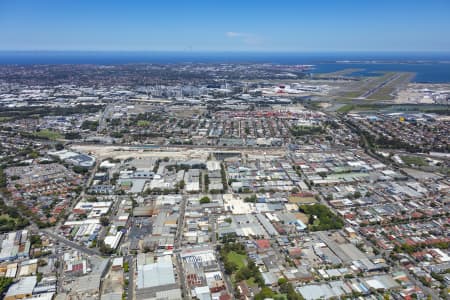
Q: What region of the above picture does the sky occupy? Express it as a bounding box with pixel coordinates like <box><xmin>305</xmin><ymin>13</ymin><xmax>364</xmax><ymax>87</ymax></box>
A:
<box><xmin>1</xmin><ymin>0</ymin><xmax>450</xmax><ymax>52</ymax></box>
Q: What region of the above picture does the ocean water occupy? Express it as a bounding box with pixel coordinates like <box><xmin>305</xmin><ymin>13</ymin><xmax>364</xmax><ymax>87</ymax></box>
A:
<box><xmin>0</xmin><ymin>51</ymin><xmax>449</xmax><ymax>83</ymax></box>
<box><xmin>310</xmin><ymin>62</ymin><xmax>450</xmax><ymax>83</ymax></box>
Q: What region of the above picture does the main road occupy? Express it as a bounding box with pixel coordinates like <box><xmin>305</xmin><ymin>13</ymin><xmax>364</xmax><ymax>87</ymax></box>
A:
<box><xmin>174</xmin><ymin>195</ymin><xmax>189</xmax><ymax>299</ymax></box>
<box><xmin>125</xmin><ymin>255</ymin><xmax>135</xmax><ymax>300</ymax></box>
<box><xmin>43</xmin><ymin>228</ymin><xmax>101</xmax><ymax>257</ymax></box>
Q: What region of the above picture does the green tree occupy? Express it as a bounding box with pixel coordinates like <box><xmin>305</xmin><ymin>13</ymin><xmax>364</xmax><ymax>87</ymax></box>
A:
<box><xmin>199</xmin><ymin>196</ymin><xmax>211</xmax><ymax>204</ymax></box>
<box><xmin>224</xmin><ymin>260</ymin><xmax>238</xmax><ymax>274</ymax></box>
<box><xmin>100</xmin><ymin>216</ymin><xmax>110</xmax><ymax>227</ymax></box>
<box><xmin>0</xmin><ymin>277</ymin><xmax>13</xmax><ymax>295</ymax></box>
<box><xmin>177</xmin><ymin>180</ymin><xmax>185</xmax><ymax>189</ymax></box>
<box><xmin>254</xmin><ymin>287</ymin><xmax>275</xmax><ymax>300</ymax></box>
<box><xmin>278</xmin><ymin>277</ymin><xmax>288</xmax><ymax>285</ymax></box>
<box><xmin>299</xmin><ymin>204</ymin><xmax>344</xmax><ymax>231</ymax></box>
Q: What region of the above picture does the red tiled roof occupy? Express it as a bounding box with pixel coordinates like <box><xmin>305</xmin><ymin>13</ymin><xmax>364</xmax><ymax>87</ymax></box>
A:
<box><xmin>256</xmin><ymin>239</ymin><xmax>270</xmax><ymax>249</ymax></box>
<box><xmin>219</xmin><ymin>293</ymin><xmax>232</xmax><ymax>300</ymax></box>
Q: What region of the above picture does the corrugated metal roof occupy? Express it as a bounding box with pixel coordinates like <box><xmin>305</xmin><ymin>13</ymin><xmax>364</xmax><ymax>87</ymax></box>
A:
<box><xmin>137</xmin><ymin>255</ymin><xmax>175</xmax><ymax>289</ymax></box>
<box><xmin>5</xmin><ymin>276</ymin><xmax>37</xmax><ymax>297</ymax></box>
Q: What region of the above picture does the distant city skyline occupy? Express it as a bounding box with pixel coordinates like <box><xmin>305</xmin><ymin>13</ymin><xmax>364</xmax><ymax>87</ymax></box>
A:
<box><xmin>1</xmin><ymin>0</ymin><xmax>450</xmax><ymax>52</ymax></box>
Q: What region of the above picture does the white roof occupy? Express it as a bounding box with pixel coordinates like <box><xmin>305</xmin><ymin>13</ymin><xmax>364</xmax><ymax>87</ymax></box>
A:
<box><xmin>365</xmin><ymin>279</ymin><xmax>384</xmax><ymax>290</ymax></box>
<box><xmin>64</xmin><ymin>219</ymin><xmax>100</xmax><ymax>226</ymax></box>
<box><xmin>112</xmin><ymin>257</ymin><xmax>123</xmax><ymax>267</ymax></box>
<box><xmin>206</xmin><ymin>161</ymin><xmax>221</xmax><ymax>171</ymax></box>
<box><xmin>5</xmin><ymin>276</ymin><xmax>36</xmax><ymax>297</ymax></box>
<box><xmin>136</xmin><ymin>255</ymin><xmax>175</xmax><ymax>289</ymax></box>
<box><xmin>194</xmin><ymin>286</ymin><xmax>211</xmax><ymax>300</ymax></box>
<box><xmin>27</xmin><ymin>292</ymin><xmax>55</xmax><ymax>300</ymax></box>
<box><xmin>104</xmin><ymin>232</ymin><xmax>123</xmax><ymax>250</ymax></box>
<box><xmin>100</xmin><ymin>161</ymin><xmax>116</xmax><ymax>168</ymax></box>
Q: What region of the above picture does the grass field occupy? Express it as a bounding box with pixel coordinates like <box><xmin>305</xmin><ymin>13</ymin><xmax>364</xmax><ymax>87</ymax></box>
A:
<box><xmin>337</xmin><ymin>71</ymin><xmax>413</xmax><ymax>101</ymax></box>
<box><xmin>336</xmin><ymin>102</ymin><xmax>450</xmax><ymax>114</ymax></box>
<box><xmin>288</xmin><ymin>196</ymin><xmax>317</xmax><ymax>204</ymax></box>
<box><xmin>340</xmin><ymin>91</ymin><xmax>364</xmax><ymax>100</ymax></box>
<box><xmin>314</xmin><ymin>68</ymin><xmax>363</xmax><ymax>78</ymax></box>
<box><xmin>227</xmin><ymin>251</ymin><xmax>247</xmax><ymax>269</ymax></box>
<box><xmin>0</xmin><ymin>214</ymin><xmax>14</xmax><ymax>222</ymax></box>
<box><xmin>337</xmin><ymin>104</ymin><xmax>355</xmax><ymax>113</ymax></box>
<box><xmin>401</xmin><ymin>155</ymin><xmax>428</xmax><ymax>167</ymax></box>
<box><xmin>337</xmin><ymin>72</ymin><xmax>392</xmax><ymax>100</ymax></box>
<box><xmin>336</xmin><ymin>103</ymin><xmax>382</xmax><ymax>114</ymax></box>
<box><xmin>137</xmin><ymin>120</ymin><xmax>150</xmax><ymax>127</ymax></box>
<box><xmin>0</xmin><ymin>117</ymin><xmax>12</xmax><ymax>122</ymax></box>
<box><xmin>367</xmin><ymin>72</ymin><xmax>414</xmax><ymax>100</ymax></box>
<box><xmin>34</xmin><ymin>129</ymin><xmax>63</xmax><ymax>140</ymax></box>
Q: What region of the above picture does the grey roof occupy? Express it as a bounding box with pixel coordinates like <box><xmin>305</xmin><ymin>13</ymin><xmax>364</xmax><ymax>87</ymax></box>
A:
<box><xmin>262</xmin><ymin>272</ymin><xmax>278</xmax><ymax>285</ymax></box>
<box><xmin>255</xmin><ymin>213</ymin><xmax>278</xmax><ymax>236</ymax></box>
<box><xmin>233</xmin><ymin>214</ymin><xmax>267</xmax><ymax>237</ymax></box>
<box><xmin>297</xmin><ymin>281</ymin><xmax>350</xmax><ymax>300</ymax></box>
<box><xmin>129</xmin><ymin>179</ymin><xmax>147</xmax><ymax>194</ymax></box>
<box><xmin>135</xmin><ymin>285</ymin><xmax>181</xmax><ymax>300</ymax></box>
<box><xmin>137</xmin><ymin>256</ymin><xmax>176</xmax><ymax>289</ymax></box>
<box><xmin>6</xmin><ymin>276</ymin><xmax>37</xmax><ymax>297</ymax></box>
<box><xmin>338</xmin><ymin>243</ymin><xmax>367</xmax><ymax>261</ymax></box>
<box><xmin>101</xmin><ymin>292</ymin><xmax>123</xmax><ymax>300</ymax></box>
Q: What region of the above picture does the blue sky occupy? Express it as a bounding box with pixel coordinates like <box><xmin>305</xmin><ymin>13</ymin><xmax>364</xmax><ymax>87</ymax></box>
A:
<box><xmin>1</xmin><ymin>0</ymin><xmax>450</xmax><ymax>52</ymax></box>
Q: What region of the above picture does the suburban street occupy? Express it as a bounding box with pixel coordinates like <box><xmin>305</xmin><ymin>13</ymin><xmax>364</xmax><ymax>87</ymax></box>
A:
<box><xmin>43</xmin><ymin>228</ymin><xmax>101</xmax><ymax>257</ymax></box>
